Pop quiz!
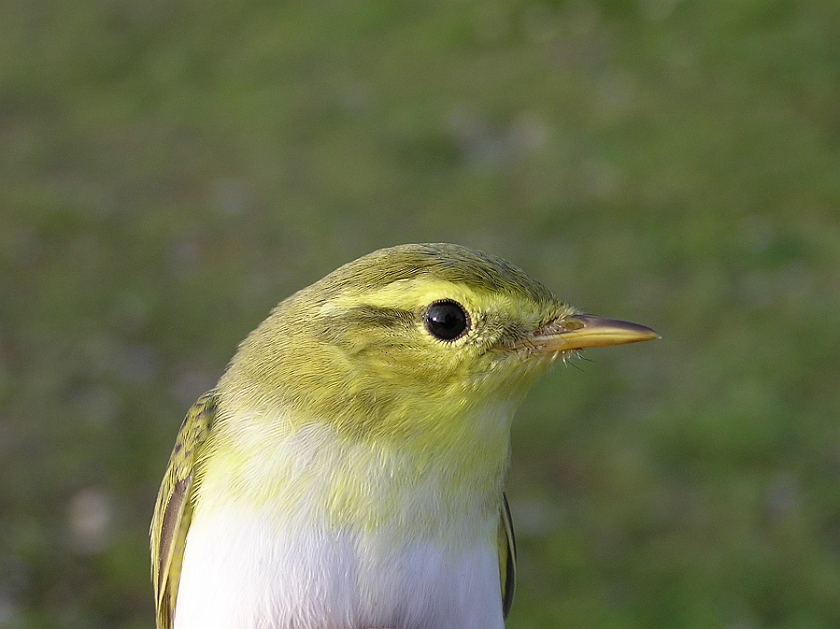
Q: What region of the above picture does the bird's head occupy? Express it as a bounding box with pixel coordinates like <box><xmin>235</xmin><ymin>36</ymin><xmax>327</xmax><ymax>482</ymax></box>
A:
<box><xmin>219</xmin><ymin>243</ymin><xmax>657</xmax><ymax>446</ymax></box>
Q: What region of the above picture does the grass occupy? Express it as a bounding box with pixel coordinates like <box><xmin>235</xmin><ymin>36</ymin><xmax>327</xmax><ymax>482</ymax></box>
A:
<box><xmin>1</xmin><ymin>0</ymin><xmax>839</xmax><ymax>627</ymax></box>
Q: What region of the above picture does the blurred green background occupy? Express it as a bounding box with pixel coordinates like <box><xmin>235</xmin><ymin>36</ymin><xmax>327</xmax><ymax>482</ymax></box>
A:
<box><xmin>2</xmin><ymin>0</ymin><xmax>840</xmax><ymax>627</ymax></box>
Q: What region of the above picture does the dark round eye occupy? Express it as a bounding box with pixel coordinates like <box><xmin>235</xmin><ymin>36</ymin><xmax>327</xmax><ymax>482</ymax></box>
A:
<box><xmin>424</xmin><ymin>300</ymin><xmax>470</xmax><ymax>341</ymax></box>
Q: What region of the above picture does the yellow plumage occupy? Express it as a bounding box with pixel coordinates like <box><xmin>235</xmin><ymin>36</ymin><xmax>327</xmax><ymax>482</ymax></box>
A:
<box><xmin>151</xmin><ymin>243</ymin><xmax>657</xmax><ymax>629</ymax></box>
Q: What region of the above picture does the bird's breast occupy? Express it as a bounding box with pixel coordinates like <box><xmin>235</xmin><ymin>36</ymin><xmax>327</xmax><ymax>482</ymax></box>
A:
<box><xmin>174</xmin><ymin>415</ymin><xmax>509</xmax><ymax>628</ymax></box>
<box><xmin>174</xmin><ymin>490</ymin><xmax>505</xmax><ymax>629</ymax></box>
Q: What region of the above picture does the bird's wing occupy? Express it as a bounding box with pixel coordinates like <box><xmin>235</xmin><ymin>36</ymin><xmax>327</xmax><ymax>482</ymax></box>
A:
<box><xmin>150</xmin><ymin>390</ymin><xmax>217</xmax><ymax>629</ymax></box>
<box><xmin>499</xmin><ymin>492</ymin><xmax>517</xmax><ymax>618</ymax></box>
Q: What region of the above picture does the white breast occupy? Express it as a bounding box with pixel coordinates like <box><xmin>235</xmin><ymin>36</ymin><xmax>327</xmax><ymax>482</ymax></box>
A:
<box><xmin>173</xmin><ymin>421</ymin><xmax>508</xmax><ymax>629</ymax></box>
<box><xmin>174</xmin><ymin>504</ymin><xmax>504</xmax><ymax>629</ymax></box>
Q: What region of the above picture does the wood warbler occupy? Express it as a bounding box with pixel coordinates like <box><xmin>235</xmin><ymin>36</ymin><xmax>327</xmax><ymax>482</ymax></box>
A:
<box><xmin>151</xmin><ymin>243</ymin><xmax>657</xmax><ymax>629</ymax></box>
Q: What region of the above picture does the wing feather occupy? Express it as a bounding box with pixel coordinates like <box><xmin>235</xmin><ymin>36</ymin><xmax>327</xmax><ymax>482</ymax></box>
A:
<box><xmin>499</xmin><ymin>492</ymin><xmax>517</xmax><ymax>618</ymax></box>
<box><xmin>150</xmin><ymin>391</ymin><xmax>217</xmax><ymax>629</ymax></box>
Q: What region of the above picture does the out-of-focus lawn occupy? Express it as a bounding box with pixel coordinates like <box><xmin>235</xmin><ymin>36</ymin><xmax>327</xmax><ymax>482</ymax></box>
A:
<box><xmin>2</xmin><ymin>0</ymin><xmax>839</xmax><ymax>627</ymax></box>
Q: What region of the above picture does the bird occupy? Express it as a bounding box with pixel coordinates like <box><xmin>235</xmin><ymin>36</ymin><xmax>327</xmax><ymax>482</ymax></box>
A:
<box><xmin>150</xmin><ymin>242</ymin><xmax>657</xmax><ymax>629</ymax></box>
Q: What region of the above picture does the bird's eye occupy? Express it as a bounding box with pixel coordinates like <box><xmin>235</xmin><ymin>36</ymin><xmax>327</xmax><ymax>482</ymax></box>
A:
<box><xmin>424</xmin><ymin>300</ymin><xmax>470</xmax><ymax>342</ymax></box>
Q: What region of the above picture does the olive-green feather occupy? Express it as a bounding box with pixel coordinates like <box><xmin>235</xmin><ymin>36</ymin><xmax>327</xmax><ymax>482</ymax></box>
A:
<box><xmin>150</xmin><ymin>391</ymin><xmax>217</xmax><ymax>629</ymax></box>
<box><xmin>307</xmin><ymin>243</ymin><xmax>557</xmax><ymax>305</ymax></box>
<box><xmin>499</xmin><ymin>492</ymin><xmax>517</xmax><ymax>618</ymax></box>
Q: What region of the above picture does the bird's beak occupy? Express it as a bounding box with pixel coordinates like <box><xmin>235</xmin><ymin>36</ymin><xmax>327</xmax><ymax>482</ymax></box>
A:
<box><xmin>528</xmin><ymin>314</ymin><xmax>659</xmax><ymax>354</ymax></box>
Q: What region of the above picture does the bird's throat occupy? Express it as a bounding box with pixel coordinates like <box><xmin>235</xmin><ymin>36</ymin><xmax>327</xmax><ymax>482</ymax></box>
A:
<box><xmin>198</xmin><ymin>399</ymin><xmax>515</xmax><ymax>536</ymax></box>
